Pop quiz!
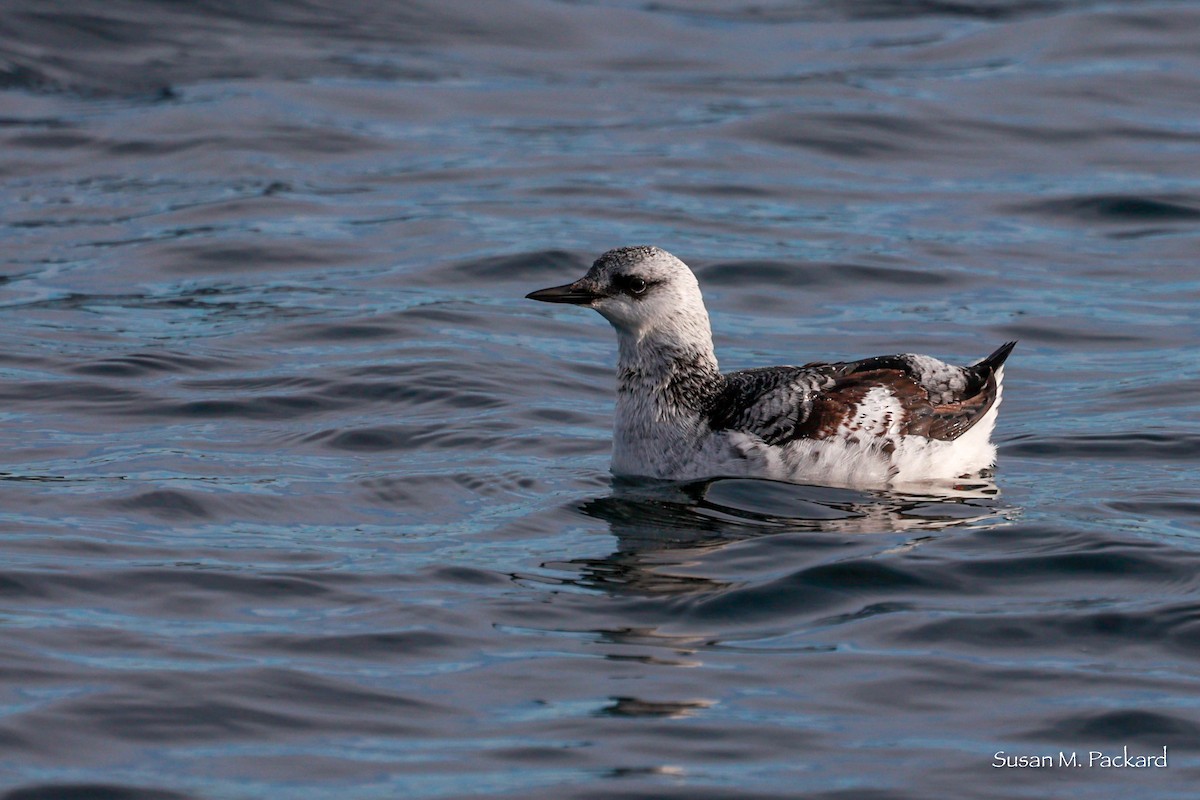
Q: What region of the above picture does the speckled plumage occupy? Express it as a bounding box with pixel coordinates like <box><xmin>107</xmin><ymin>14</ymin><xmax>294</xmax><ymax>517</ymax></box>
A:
<box><xmin>527</xmin><ymin>246</ymin><xmax>1014</xmax><ymax>489</ymax></box>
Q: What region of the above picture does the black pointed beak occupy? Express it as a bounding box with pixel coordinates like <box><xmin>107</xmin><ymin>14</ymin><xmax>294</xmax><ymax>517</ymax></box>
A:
<box><xmin>525</xmin><ymin>280</ymin><xmax>604</xmax><ymax>305</ymax></box>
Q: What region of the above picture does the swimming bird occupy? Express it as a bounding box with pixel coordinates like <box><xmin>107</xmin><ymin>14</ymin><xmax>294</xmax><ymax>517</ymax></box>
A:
<box><xmin>526</xmin><ymin>246</ymin><xmax>1014</xmax><ymax>489</ymax></box>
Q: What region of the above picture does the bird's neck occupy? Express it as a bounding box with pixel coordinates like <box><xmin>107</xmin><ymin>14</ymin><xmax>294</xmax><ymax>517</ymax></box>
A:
<box><xmin>615</xmin><ymin>327</ymin><xmax>721</xmax><ymax>417</ymax></box>
<box><xmin>610</xmin><ymin>327</ymin><xmax>720</xmax><ymax>479</ymax></box>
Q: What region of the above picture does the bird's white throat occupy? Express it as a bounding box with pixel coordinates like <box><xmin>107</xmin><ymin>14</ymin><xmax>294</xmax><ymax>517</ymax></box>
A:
<box><xmin>611</xmin><ymin>323</ymin><xmax>722</xmax><ymax>477</ymax></box>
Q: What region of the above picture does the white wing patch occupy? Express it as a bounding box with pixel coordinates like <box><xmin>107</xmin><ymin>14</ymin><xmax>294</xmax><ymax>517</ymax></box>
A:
<box><xmin>840</xmin><ymin>386</ymin><xmax>905</xmax><ymax>438</ymax></box>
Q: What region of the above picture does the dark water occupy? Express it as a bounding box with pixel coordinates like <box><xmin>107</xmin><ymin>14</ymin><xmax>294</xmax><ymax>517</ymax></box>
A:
<box><xmin>2</xmin><ymin>1</ymin><xmax>1199</xmax><ymax>798</ymax></box>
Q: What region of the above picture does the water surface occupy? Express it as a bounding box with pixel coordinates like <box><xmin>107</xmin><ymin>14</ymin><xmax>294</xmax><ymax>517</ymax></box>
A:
<box><xmin>1</xmin><ymin>1</ymin><xmax>1199</xmax><ymax>798</ymax></box>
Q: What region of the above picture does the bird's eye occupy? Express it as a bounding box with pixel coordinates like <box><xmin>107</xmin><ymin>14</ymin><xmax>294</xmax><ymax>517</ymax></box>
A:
<box><xmin>627</xmin><ymin>277</ymin><xmax>647</xmax><ymax>295</ymax></box>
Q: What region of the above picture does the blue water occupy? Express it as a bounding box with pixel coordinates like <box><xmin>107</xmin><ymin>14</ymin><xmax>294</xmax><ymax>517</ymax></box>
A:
<box><xmin>1</xmin><ymin>2</ymin><xmax>1199</xmax><ymax>798</ymax></box>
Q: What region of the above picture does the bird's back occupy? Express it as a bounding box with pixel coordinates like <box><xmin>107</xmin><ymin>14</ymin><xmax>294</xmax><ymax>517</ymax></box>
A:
<box><xmin>699</xmin><ymin>342</ymin><xmax>1015</xmax><ymax>486</ymax></box>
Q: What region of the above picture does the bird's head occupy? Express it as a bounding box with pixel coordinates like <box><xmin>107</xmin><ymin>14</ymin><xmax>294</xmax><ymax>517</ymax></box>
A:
<box><xmin>526</xmin><ymin>246</ymin><xmax>710</xmax><ymax>345</ymax></box>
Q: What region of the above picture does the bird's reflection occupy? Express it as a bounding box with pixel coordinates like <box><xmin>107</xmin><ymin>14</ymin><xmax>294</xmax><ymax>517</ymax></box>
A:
<box><xmin>552</xmin><ymin>475</ymin><xmax>1018</xmax><ymax>597</ymax></box>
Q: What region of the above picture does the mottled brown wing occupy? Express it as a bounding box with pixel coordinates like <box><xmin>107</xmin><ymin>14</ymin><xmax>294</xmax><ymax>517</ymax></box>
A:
<box><xmin>790</xmin><ymin>369</ymin><xmax>931</xmax><ymax>441</ymax></box>
<box><xmin>710</xmin><ymin>342</ymin><xmax>1013</xmax><ymax>446</ymax></box>
<box><xmin>791</xmin><ymin>367</ymin><xmax>1001</xmax><ymax>443</ymax></box>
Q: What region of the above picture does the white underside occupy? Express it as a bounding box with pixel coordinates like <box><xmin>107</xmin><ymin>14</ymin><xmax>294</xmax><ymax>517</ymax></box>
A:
<box><xmin>614</xmin><ymin>369</ymin><xmax>1004</xmax><ymax>491</ymax></box>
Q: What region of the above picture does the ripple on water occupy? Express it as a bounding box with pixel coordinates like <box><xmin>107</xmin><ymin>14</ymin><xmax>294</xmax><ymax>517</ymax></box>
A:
<box><xmin>1012</xmin><ymin>194</ymin><xmax>1200</xmax><ymax>224</ymax></box>
<box><xmin>68</xmin><ymin>350</ymin><xmax>235</xmax><ymax>377</ymax></box>
<box><xmin>430</xmin><ymin>249</ymin><xmax>588</xmax><ymax>285</ymax></box>
<box><xmin>896</xmin><ymin>601</ymin><xmax>1200</xmax><ymax>656</ymax></box>
<box><xmin>2</xmin><ymin>786</ymin><xmax>197</xmax><ymax>800</ymax></box>
<box><xmin>697</xmin><ymin>259</ymin><xmax>960</xmax><ymax>289</ymax></box>
<box><xmin>1023</xmin><ymin>709</ymin><xmax>1200</xmax><ymax>748</ymax></box>
<box><xmin>1004</xmin><ymin>432</ymin><xmax>1200</xmax><ymax>461</ymax></box>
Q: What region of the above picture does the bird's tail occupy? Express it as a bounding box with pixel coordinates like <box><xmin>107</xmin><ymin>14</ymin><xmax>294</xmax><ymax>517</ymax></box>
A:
<box><xmin>974</xmin><ymin>341</ymin><xmax>1017</xmax><ymax>373</ymax></box>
